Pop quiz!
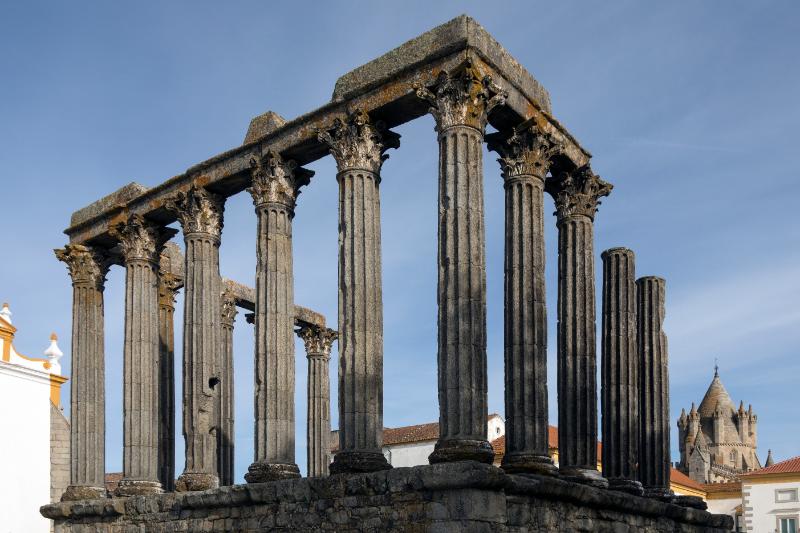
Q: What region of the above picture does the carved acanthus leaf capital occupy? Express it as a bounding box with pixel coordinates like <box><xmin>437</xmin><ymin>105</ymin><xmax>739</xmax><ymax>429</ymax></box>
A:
<box><xmin>296</xmin><ymin>324</ymin><xmax>338</xmax><ymax>356</ymax></box>
<box><xmin>110</xmin><ymin>214</ymin><xmax>177</xmax><ymax>264</ymax></box>
<box><xmin>413</xmin><ymin>59</ymin><xmax>507</xmax><ymax>133</ymax></box>
<box><xmin>247</xmin><ymin>150</ymin><xmax>312</xmax><ymax>210</ymax></box>
<box><xmin>545</xmin><ymin>166</ymin><xmax>613</xmax><ymax>222</ymax></box>
<box><xmin>487</xmin><ymin>121</ymin><xmax>563</xmax><ymax>181</ymax></box>
<box><xmin>54</xmin><ymin>244</ymin><xmax>111</xmax><ymax>289</ymax></box>
<box><xmin>317</xmin><ymin>109</ymin><xmax>400</xmax><ymax>174</ymax></box>
<box><xmin>158</xmin><ymin>273</ymin><xmax>182</xmax><ymax>308</ymax></box>
<box><xmin>165</xmin><ymin>186</ymin><xmax>225</xmax><ymax>238</ymax></box>
<box><xmin>220</xmin><ymin>290</ymin><xmax>238</xmax><ymax>327</ymax></box>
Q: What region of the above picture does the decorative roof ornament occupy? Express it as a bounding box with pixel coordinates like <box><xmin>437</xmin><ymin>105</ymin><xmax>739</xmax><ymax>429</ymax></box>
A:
<box><xmin>0</xmin><ymin>302</ymin><xmax>11</xmax><ymax>325</ymax></box>
<box><xmin>44</xmin><ymin>332</ymin><xmax>64</xmax><ymax>374</ymax></box>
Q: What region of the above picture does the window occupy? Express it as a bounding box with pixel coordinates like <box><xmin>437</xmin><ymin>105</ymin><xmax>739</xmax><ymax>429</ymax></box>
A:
<box><xmin>776</xmin><ymin>489</ymin><xmax>799</xmax><ymax>503</ymax></box>
<box><xmin>779</xmin><ymin>517</ymin><xmax>797</xmax><ymax>533</ymax></box>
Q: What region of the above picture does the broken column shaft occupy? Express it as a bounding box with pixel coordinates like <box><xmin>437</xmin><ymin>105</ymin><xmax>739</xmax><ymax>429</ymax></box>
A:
<box><xmin>54</xmin><ymin>244</ymin><xmax>110</xmax><ymax>501</ymax></box>
<box><xmin>546</xmin><ymin>166</ymin><xmax>612</xmax><ymax>488</ymax></box>
<box><xmin>415</xmin><ymin>61</ymin><xmax>506</xmax><ymax>464</ymax></box>
<box><xmin>168</xmin><ymin>187</ymin><xmax>225</xmax><ymax>492</ymax></box>
<box><xmin>319</xmin><ymin>110</ymin><xmax>398</xmax><ymax>474</ymax></box>
<box><xmin>601</xmin><ymin>247</ymin><xmax>642</xmax><ymax>495</ymax></box>
<box><xmin>637</xmin><ymin>276</ymin><xmax>672</xmax><ymax>498</ymax></box>
<box><xmin>245</xmin><ymin>151</ymin><xmax>310</xmax><ymax>482</ymax></box>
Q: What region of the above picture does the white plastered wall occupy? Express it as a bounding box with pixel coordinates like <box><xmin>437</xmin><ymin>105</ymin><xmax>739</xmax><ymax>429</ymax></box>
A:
<box><xmin>744</xmin><ymin>478</ymin><xmax>800</xmax><ymax>533</ymax></box>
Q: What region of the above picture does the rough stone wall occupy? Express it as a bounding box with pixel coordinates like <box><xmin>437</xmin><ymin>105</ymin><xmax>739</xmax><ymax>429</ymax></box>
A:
<box><xmin>43</xmin><ymin>462</ymin><xmax>732</xmax><ymax>532</ymax></box>
<box><xmin>50</xmin><ymin>402</ymin><xmax>71</xmax><ymax>531</ymax></box>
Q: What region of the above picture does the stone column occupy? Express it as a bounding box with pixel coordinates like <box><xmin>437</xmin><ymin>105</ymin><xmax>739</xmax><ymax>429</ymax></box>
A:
<box><xmin>167</xmin><ymin>187</ymin><xmax>226</xmax><ymax>492</ymax></box>
<box><xmin>486</xmin><ymin>121</ymin><xmax>560</xmax><ymax>475</ymax></box>
<box><xmin>545</xmin><ymin>166</ymin><xmax>612</xmax><ymax>488</ymax></box>
<box><xmin>318</xmin><ymin>109</ymin><xmax>399</xmax><ymax>474</ymax></box>
<box><xmin>157</xmin><ymin>268</ymin><xmax>181</xmax><ymax>492</ymax></box>
<box><xmin>414</xmin><ymin>60</ymin><xmax>506</xmax><ymax>464</ymax></box>
<box><xmin>601</xmin><ymin>247</ymin><xmax>642</xmax><ymax>495</ymax></box>
<box><xmin>111</xmin><ymin>215</ymin><xmax>176</xmax><ymax>496</ymax></box>
<box><xmin>54</xmin><ymin>244</ymin><xmax>111</xmax><ymax>501</ymax></box>
<box><xmin>296</xmin><ymin>324</ymin><xmax>338</xmax><ymax>478</ymax></box>
<box><xmin>637</xmin><ymin>276</ymin><xmax>672</xmax><ymax>498</ymax></box>
<box><xmin>219</xmin><ymin>290</ymin><xmax>237</xmax><ymax>486</ymax></box>
<box><xmin>245</xmin><ymin>151</ymin><xmax>312</xmax><ymax>482</ymax></box>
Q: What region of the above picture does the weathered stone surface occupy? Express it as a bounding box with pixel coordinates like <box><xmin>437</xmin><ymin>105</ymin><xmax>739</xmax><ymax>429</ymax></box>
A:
<box><xmin>318</xmin><ymin>110</ymin><xmax>398</xmax><ymax>475</ymax></box>
<box><xmin>297</xmin><ymin>324</ymin><xmax>338</xmax><ymax>478</ymax></box>
<box><xmin>545</xmin><ymin>166</ymin><xmax>612</xmax><ymax>488</ymax></box>
<box><xmin>54</xmin><ymin>244</ymin><xmax>112</xmax><ymax>501</ymax></box>
<box><xmin>167</xmin><ymin>187</ymin><xmax>225</xmax><ymax>492</ymax></box>
<box><xmin>110</xmin><ymin>215</ymin><xmax>176</xmax><ymax>496</ymax></box>
<box><xmin>245</xmin><ymin>150</ymin><xmax>309</xmax><ymax>483</ymax></box>
<box><xmin>488</xmin><ymin>121</ymin><xmax>560</xmax><ymax>476</ymax></box>
<box><xmin>219</xmin><ymin>290</ymin><xmax>237</xmax><ymax>486</ymax></box>
<box><xmin>333</xmin><ymin>15</ymin><xmax>551</xmax><ymax>114</ymax></box>
<box><xmin>637</xmin><ymin>276</ymin><xmax>671</xmax><ymax>497</ymax></box>
<box><xmin>157</xmin><ymin>264</ymin><xmax>181</xmax><ymax>492</ymax></box>
<box><xmin>243</xmin><ymin>111</ymin><xmax>286</xmax><ymax>145</ymax></box>
<box><xmin>42</xmin><ymin>462</ymin><xmax>733</xmax><ymax>532</ymax></box>
<box><xmin>420</xmin><ymin>62</ymin><xmax>500</xmax><ymax>465</ymax></box>
<box><xmin>69</xmin><ymin>182</ymin><xmax>149</xmax><ymax>228</ymax></box>
<box><xmin>601</xmin><ymin>247</ymin><xmax>642</xmax><ymax>495</ymax></box>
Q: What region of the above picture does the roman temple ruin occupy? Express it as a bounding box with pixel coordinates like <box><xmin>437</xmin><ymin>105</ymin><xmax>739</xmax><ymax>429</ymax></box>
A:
<box><xmin>43</xmin><ymin>15</ymin><xmax>732</xmax><ymax>532</ymax></box>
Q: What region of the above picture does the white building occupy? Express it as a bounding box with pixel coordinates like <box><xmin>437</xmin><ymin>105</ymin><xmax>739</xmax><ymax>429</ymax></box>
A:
<box><xmin>741</xmin><ymin>455</ymin><xmax>800</xmax><ymax>533</ymax></box>
<box><xmin>0</xmin><ymin>303</ymin><xmax>67</xmax><ymax>533</ymax></box>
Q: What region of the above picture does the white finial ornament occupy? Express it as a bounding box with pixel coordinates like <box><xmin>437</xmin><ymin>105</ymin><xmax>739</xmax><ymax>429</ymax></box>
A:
<box><xmin>0</xmin><ymin>302</ymin><xmax>12</xmax><ymax>324</ymax></box>
<box><xmin>44</xmin><ymin>332</ymin><xmax>64</xmax><ymax>374</ymax></box>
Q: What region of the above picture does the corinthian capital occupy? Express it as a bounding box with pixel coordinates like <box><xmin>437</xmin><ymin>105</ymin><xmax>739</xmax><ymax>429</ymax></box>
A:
<box><xmin>158</xmin><ymin>273</ymin><xmax>182</xmax><ymax>309</ymax></box>
<box><xmin>247</xmin><ymin>150</ymin><xmax>313</xmax><ymax>210</ymax></box>
<box><xmin>317</xmin><ymin>109</ymin><xmax>400</xmax><ymax>174</ymax></box>
<box><xmin>165</xmin><ymin>186</ymin><xmax>225</xmax><ymax>238</ymax></box>
<box><xmin>545</xmin><ymin>166</ymin><xmax>613</xmax><ymax>222</ymax></box>
<box><xmin>111</xmin><ymin>214</ymin><xmax>177</xmax><ymax>264</ymax></box>
<box><xmin>54</xmin><ymin>243</ymin><xmax>111</xmax><ymax>289</ymax></box>
<box><xmin>220</xmin><ymin>290</ymin><xmax>238</xmax><ymax>328</ymax></box>
<box><xmin>296</xmin><ymin>324</ymin><xmax>338</xmax><ymax>357</ymax></box>
<box><xmin>487</xmin><ymin>120</ymin><xmax>563</xmax><ymax>181</ymax></box>
<box><xmin>413</xmin><ymin>59</ymin><xmax>507</xmax><ymax>133</ymax></box>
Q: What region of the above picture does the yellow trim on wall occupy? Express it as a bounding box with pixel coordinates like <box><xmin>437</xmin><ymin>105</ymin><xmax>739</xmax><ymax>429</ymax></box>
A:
<box><xmin>744</xmin><ymin>473</ymin><xmax>800</xmax><ymax>484</ymax></box>
<box><xmin>50</xmin><ymin>374</ymin><xmax>68</xmax><ymax>407</ymax></box>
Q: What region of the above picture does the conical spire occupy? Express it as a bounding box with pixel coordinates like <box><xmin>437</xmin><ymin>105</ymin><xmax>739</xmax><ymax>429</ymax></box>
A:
<box><xmin>689</xmin><ymin>402</ymin><xmax>698</xmax><ymax>418</ymax></box>
<box><xmin>698</xmin><ymin>367</ymin><xmax>735</xmax><ymax>417</ymax></box>
<box><xmin>765</xmin><ymin>449</ymin><xmax>774</xmax><ymax>467</ymax></box>
<box><xmin>738</xmin><ymin>400</ymin><xmax>745</xmax><ymax>415</ymax></box>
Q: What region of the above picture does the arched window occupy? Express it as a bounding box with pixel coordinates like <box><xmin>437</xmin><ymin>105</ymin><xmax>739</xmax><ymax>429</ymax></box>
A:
<box><xmin>730</xmin><ymin>450</ymin><xmax>736</xmax><ymax>463</ymax></box>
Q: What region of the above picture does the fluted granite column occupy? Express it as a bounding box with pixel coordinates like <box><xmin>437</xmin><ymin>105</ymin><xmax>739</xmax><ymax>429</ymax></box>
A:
<box><xmin>157</xmin><ymin>269</ymin><xmax>181</xmax><ymax>492</ymax></box>
<box><xmin>219</xmin><ymin>290</ymin><xmax>237</xmax><ymax>486</ymax></box>
<box><xmin>245</xmin><ymin>151</ymin><xmax>312</xmax><ymax>482</ymax></box>
<box><xmin>111</xmin><ymin>215</ymin><xmax>176</xmax><ymax>496</ymax></box>
<box><xmin>601</xmin><ymin>247</ymin><xmax>643</xmax><ymax>495</ymax></box>
<box><xmin>319</xmin><ymin>109</ymin><xmax>399</xmax><ymax>474</ymax></box>
<box><xmin>297</xmin><ymin>324</ymin><xmax>338</xmax><ymax>478</ymax></box>
<box><xmin>637</xmin><ymin>276</ymin><xmax>672</xmax><ymax>498</ymax></box>
<box><xmin>167</xmin><ymin>187</ymin><xmax>225</xmax><ymax>492</ymax></box>
<box><xmin>414</xmin><ymin>60</ymin><xmax>506</xmax><ymax>464</ymax></box>
<box><xmin>545</xmin><ymin>166</ymin><xmax>612</xmax><ymax>488</ymax></box>
<box><xmin>54</xmin><ymin>244</ymin><xmax>111</xmax><ymax>501</ymax></box>
<box><xmin>486</xmin><ymin>121</ymin><xmax>560</xmax><ymax>475</ymax></box>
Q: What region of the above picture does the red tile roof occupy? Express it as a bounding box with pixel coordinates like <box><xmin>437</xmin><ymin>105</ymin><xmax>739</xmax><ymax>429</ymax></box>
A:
<box><xmin>741</xmin><ymin>455</ymin><xmax>800</xmax><ymax>477</ymax></box>
<box><xmin>670</xmin><ymin>468</ymin><xmax>705</xmax><ymax>491</ymax></box>
<box><xmin>105</xmin><ymin>472</ymin><xmax>123</xmax><ymax>493</ymax></box>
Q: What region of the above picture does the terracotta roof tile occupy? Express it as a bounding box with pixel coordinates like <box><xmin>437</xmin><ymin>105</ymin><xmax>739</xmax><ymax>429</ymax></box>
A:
<box><xmin>741</xmin><ymin>455</ymin><xmax>800</xmax><ymax>477</ymax></box>
<box><xmin>701</xmin><ymin>481</ymin><xmax>742</xmax><ymax>493</ymax></box>
<box><xmin>670</xmin><ymin>468</ymin><xmax>705</xmax><ymax>491</ymax></box>
<box><xmin>105</xmin><ymin>472</ymin><xmax>123</xmax><ymax>493</ymax></box>
<box><xmin>492</xmin><ymin>426</ymin><xmax>601</xmax><ymax>457</ymax></box>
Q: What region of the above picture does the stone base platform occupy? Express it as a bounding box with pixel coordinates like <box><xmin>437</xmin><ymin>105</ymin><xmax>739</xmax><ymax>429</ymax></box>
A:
<box><xmin>42</xmin><ymin>462</ymin><xmax>732</xmax><ymax>532</ymax></box>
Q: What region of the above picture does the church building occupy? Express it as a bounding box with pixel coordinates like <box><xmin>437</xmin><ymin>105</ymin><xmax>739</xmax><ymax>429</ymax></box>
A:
<box><xmin>677</xmin><ymin>367</ymin><xmax>762</xmax><ymax>484</ymax></box>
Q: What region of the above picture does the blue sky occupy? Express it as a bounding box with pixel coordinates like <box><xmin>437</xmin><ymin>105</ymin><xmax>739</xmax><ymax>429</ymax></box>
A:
<box><xmin>1</xmin><ymin>1</ymin><xmax>798</xmax><ymax>481</ymax></box>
